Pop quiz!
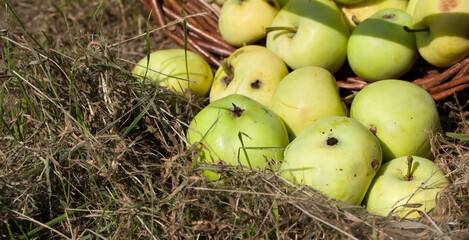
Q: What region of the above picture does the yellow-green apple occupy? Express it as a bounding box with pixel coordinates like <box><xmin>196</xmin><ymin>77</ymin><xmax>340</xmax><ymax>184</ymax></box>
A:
<box><xmin>209</xmin><ymin>45</ymin><xmax>289</xmax><ymax>107</ymax></box>
<box><xmin>218</xmin><ymin>0</ymin><xmax>279</xmax><ymax>47</ymax></box>
<box><xmin>265</xmin><ymin>0</ymin><xmax>349</xmax><ymax>73</ymax></box>
<box><xmin>268</xmin><ymin>66</ymin><xmax>348</xmax><ymax>139</ymax></box>
<box><xmin>365</xmin><ymin>156</ymin><xmax>450</xmax><ymax>218</ymax></box>
<box><xmin>338</xmin><ymin>0</ymin><xmax>408</xmax><ymax>31</ymax></box>
<box><xmin>411</xmin><ymin>0</ymin><xmax>469</xmax><ymax>67</ymax></box>
<box><xmin>279</xmin><ymin>116</ymin><xmax>382</xmax><ymax>205</ymax></box>
<box><xmin>187</xmin><ymin>94</ymin><xmax>289</xmax><ymax>180</ymax></box>
<box><xmin>347</xmin><ymin>8</ymin><xmax>419</xmax><ymax>82</ymax></box>
<box><xmin>350</xmin><ymin>80</ymin><xmax>442</xmax><ymax>162</ymax></box>
<box><xmin>406</xmin><ymin>0</ymin><xmax>419</xmax><ymax>15</ymax></box>
<box><xmin>132</xmin><ymin>49</ymin><xmax>213</xmax><ymax>96</ymax></box>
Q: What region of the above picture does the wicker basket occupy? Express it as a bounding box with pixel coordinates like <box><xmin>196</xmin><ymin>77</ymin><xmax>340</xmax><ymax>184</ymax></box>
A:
<box><xmin>142</xmin><ymin>0</ymin><xmax>469</xmax><ymax>101</ymax></box>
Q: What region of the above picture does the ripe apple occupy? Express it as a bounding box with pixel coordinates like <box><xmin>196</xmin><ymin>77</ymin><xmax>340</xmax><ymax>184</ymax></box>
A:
<box><xmin>338</xmin><ymin>0</ymin><xmax>408</xmax><ymax>31</ymax></box>
<box><xmin>411</xmin><ymin>0</ymin><xmax>469</xmax><ymax>67</ymax></box>
<box><xmin>209</xmin><ymin>45</ymin><xmax>289</xmax><ymax>107</ymax></box>
<box><xmin>187</xmin><ymin>94</ymin><xmax>290</xmax><ymax>180</ymax></box>
<box><xmin>279</xmin><ymin>116</ymin><xmax>382</xmax><ymax>205</ymax></box>
<box><xmin>132</xmin><ymin>49</ymin><xmax>213</xmax><ymax>96</ymax></box>
<box><xmin>347</xmin><ymin>8</ymin><xmax>419</xmax><ymax>82</ymax></box>
<box><xmin>350</xmin><ymin>80</ymin><xmax>442</xmax><ymax>162</ymax></box>
<box><xmin>218</xmin><ymin>0</ymin><xmax>279</xmax><ymax>47</ymax></box>
<box><xmin>268</xmin><ymin>66</ymin><xmax>348</xmax><ymax>139</ymax></box>
<box><xmin>265</xmin><ymin>0</ymin><xmax>349</xmax><ymax>73</ymax></box>
<box><xmin>365</xmin><ymin>156</ymin><xmax>450</xmax><ymax>218</ymax></box>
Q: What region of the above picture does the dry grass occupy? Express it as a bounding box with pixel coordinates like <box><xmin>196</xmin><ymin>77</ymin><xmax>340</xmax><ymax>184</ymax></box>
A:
<box><xmin>0</xmin><ymin>0</ymin><xmax>468</xmax><ymax>239</ymax></box>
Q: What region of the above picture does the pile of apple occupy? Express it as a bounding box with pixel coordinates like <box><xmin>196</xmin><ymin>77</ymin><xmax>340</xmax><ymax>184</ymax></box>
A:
<box><xmin>133</xmin><ymin>0</ymin><xmax>469</xmax><ymax>218</ymax></box>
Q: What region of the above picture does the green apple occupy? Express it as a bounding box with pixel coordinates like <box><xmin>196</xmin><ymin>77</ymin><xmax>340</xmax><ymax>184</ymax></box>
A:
<box><xmin>265</xmin><ymin>0</ymin><xmax>349</xmax><ymax>73</ymax></box>
<box><xmin>209</xmin><ymin>45</ymin><xmax>289</xmax><ymax>107</ymax></box>
<box><xmin>218</xmin><ymin>0</ymin><xmax>279</xmax><ymax>47</ymax></box>
<box><xmin>347</xmin><ymin>8</ymin><xmax>419</xmax><ymax>82</ymax></box>
<box><xmin>365</xmin><ymin>156</ymin><xmax>450</xmax><ymax>218</ymax></box>
<box><xmin>187</xmin><ymin>94</ymin><xmax>290</xmax><ymax>180</ymax></box>
<box><xmin>406</xmin><ymin>0</ymin><xmax>419</xmax><ymax>16</ymax></box>
<box><xmin>280</xmin><ymin>116</ymin><xmax>382</xmax><ymax>205</ymax></box>
<box><xmin>268</xmin><ymin>66</ymin><xmax>348</xmax><ymax>139</ymax></box>
<box><xmin>132</xmin><ymin>49</ymin><xmax>213</xmax><ymax>96</ymax></box>
<box><xmin>412</xmin><ymin>0</ymin><xmax>469</xmax><ymax>67</ymax></box>
<box><xmin>350</xmin><ymin>80</ymin><xmax>442</xmax><ymax>162</ymax></box>
<box><xmin>339</xmin><ymin>0</ymin><xmax>408</xmax><ymax>31</ymax></box>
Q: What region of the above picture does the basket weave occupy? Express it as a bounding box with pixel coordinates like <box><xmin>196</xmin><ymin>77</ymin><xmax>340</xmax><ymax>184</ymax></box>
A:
<box><xmin>142</xmin><ymin>0</ymin><xmax>469</xmax><ymax>101</ymax></box>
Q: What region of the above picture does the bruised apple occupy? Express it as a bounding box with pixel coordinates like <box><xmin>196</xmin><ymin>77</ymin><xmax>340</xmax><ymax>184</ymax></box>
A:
<box><xmin>339</xmin><ymin>0</ymin><xmax>408</xmax><ymax>31</ymax></box>
<box><xmin>209</xmin><ymin>45</ymin><xmax>289</xmax><ymax>107</ymax></box>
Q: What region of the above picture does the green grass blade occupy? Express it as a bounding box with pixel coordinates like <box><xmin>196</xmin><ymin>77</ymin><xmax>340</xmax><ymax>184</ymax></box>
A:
<box><xmin>446</xmin><ymin>132</ymin><xmax>469</xmax><ymax>141</ymax></box>
<box><xmin>121</xmin><ymin>93</ymin><xmax>156</xmax><ymax>138</ymax></box>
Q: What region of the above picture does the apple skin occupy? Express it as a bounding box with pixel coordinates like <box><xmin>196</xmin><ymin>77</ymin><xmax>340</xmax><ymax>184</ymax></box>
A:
<box><xmin>187</xmin><ymin>94</ymin><xmax>290</xmax><ymax>180</ymax></box>
<box><xmin>266</xmin><ymin>0</ymin><xmax>349</xmax><ymax>73</ymax></box>
<box><xmin>350</xmin><ymin>80</ymin><xmax>442</xmax><ymax>162</ymax></box>
<box><xmin>277</xmin><ymin>0</ymin><xmax>290</xmax><ymax>8</ymax></box>
<box><xmin>338</xmin><ymin>0</ymin><xmax>408</xmax><ymax>31</ymax></box>
<box><xmin>279</xmin><ymin>116</ymin><xmax>382</xmax><ymax>205</ymax></box>
<box><xmin>335</xmin><ymin>0</ymin><xmax>365</xmax><ymax>4</ymax></box>
<box><xmin>209</xmin><ymin>45</ymin><xmax>289</xmax><ymax>107</ymax></box>
<box><xmin>218</xmin><ymin>0</ymin><xmax>279</xmax><ymax>47</ymax></box>
<box><xmin>364</xmin><ymin>156</ymin><xmax>450</xmax><ymax>218</ymax></box>
<box><xmin>406</xmin><ymin>0</ymin><xmax>420</xmax><ymax>16</ymax></box>
<box><xmin>268</xmin><ymin>66</ymin><xmax>348</xmax><ymax>139</ymax></box>
<box><xmin>412</xmin><ymin>0</ymin><xmax>469</xmax><ymax>67</ymax></box>
<box><xmin>347</xmin><ymin>8</ymin><xmax>419</xmax><ymax>82</ymax></box>
<box><xmin>132</xmin><ymin>49</ymin><xmax>213</xmax><ymax>96</ymax></box>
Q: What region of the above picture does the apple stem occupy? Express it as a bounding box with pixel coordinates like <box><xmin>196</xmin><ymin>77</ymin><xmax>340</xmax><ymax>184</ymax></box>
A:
<box><xmin>404</xmin><ymin>156</ymin><xmax>414</xmax><ymax>181</ymax></box>
<box><xmin>221</xmin><ymin>59</ymin><xmax>234</xmax><ymax>78</ymax></box>
<box><xmin>351</xmin><ymin>15</ymin><xmax>360</xmax><ymax>26</ymax></box>
<box><xmin>403</xmin><ymin>26</ymin><xmax>430</xmax><ymax>33</ymax></box>
<box><xmin>265</xmin><ymin>26</ymin><xmax>297</xmax><ymax>35</ymax></box>
<box><xmin>231</xmin><ymin>103</ymin><xmax>244</xmax><ymax>118</ymax></box>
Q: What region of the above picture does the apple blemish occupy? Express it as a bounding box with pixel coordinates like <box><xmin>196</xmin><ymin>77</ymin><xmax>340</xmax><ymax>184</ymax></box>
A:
<box><xmin>251</xmin><ymin>79</ymin><xmax>262</xmax><ymax>89</ymax></box>
<box><xmin>371</xmin><ymin>157</ymin><xmax>380</xmax><ymax>172</ymax></box>
<box><xmin>369</xmin><ymin>124</ymin><xmax>377</xmax><ymax>135</ymax></box>
<box><xmin>221</xmin><ymin>61</ymin><xmax>234</xmax><ymax>86</ymax></box>
<box><xmin>382</xmin><ymin>14</ymin><xmax>395</xmax><ymax>19</ymax></box>
<box><xmin>326</xmin><ymin>137</ymin><xmax>338</xmax><ymax>146</ymax></box>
